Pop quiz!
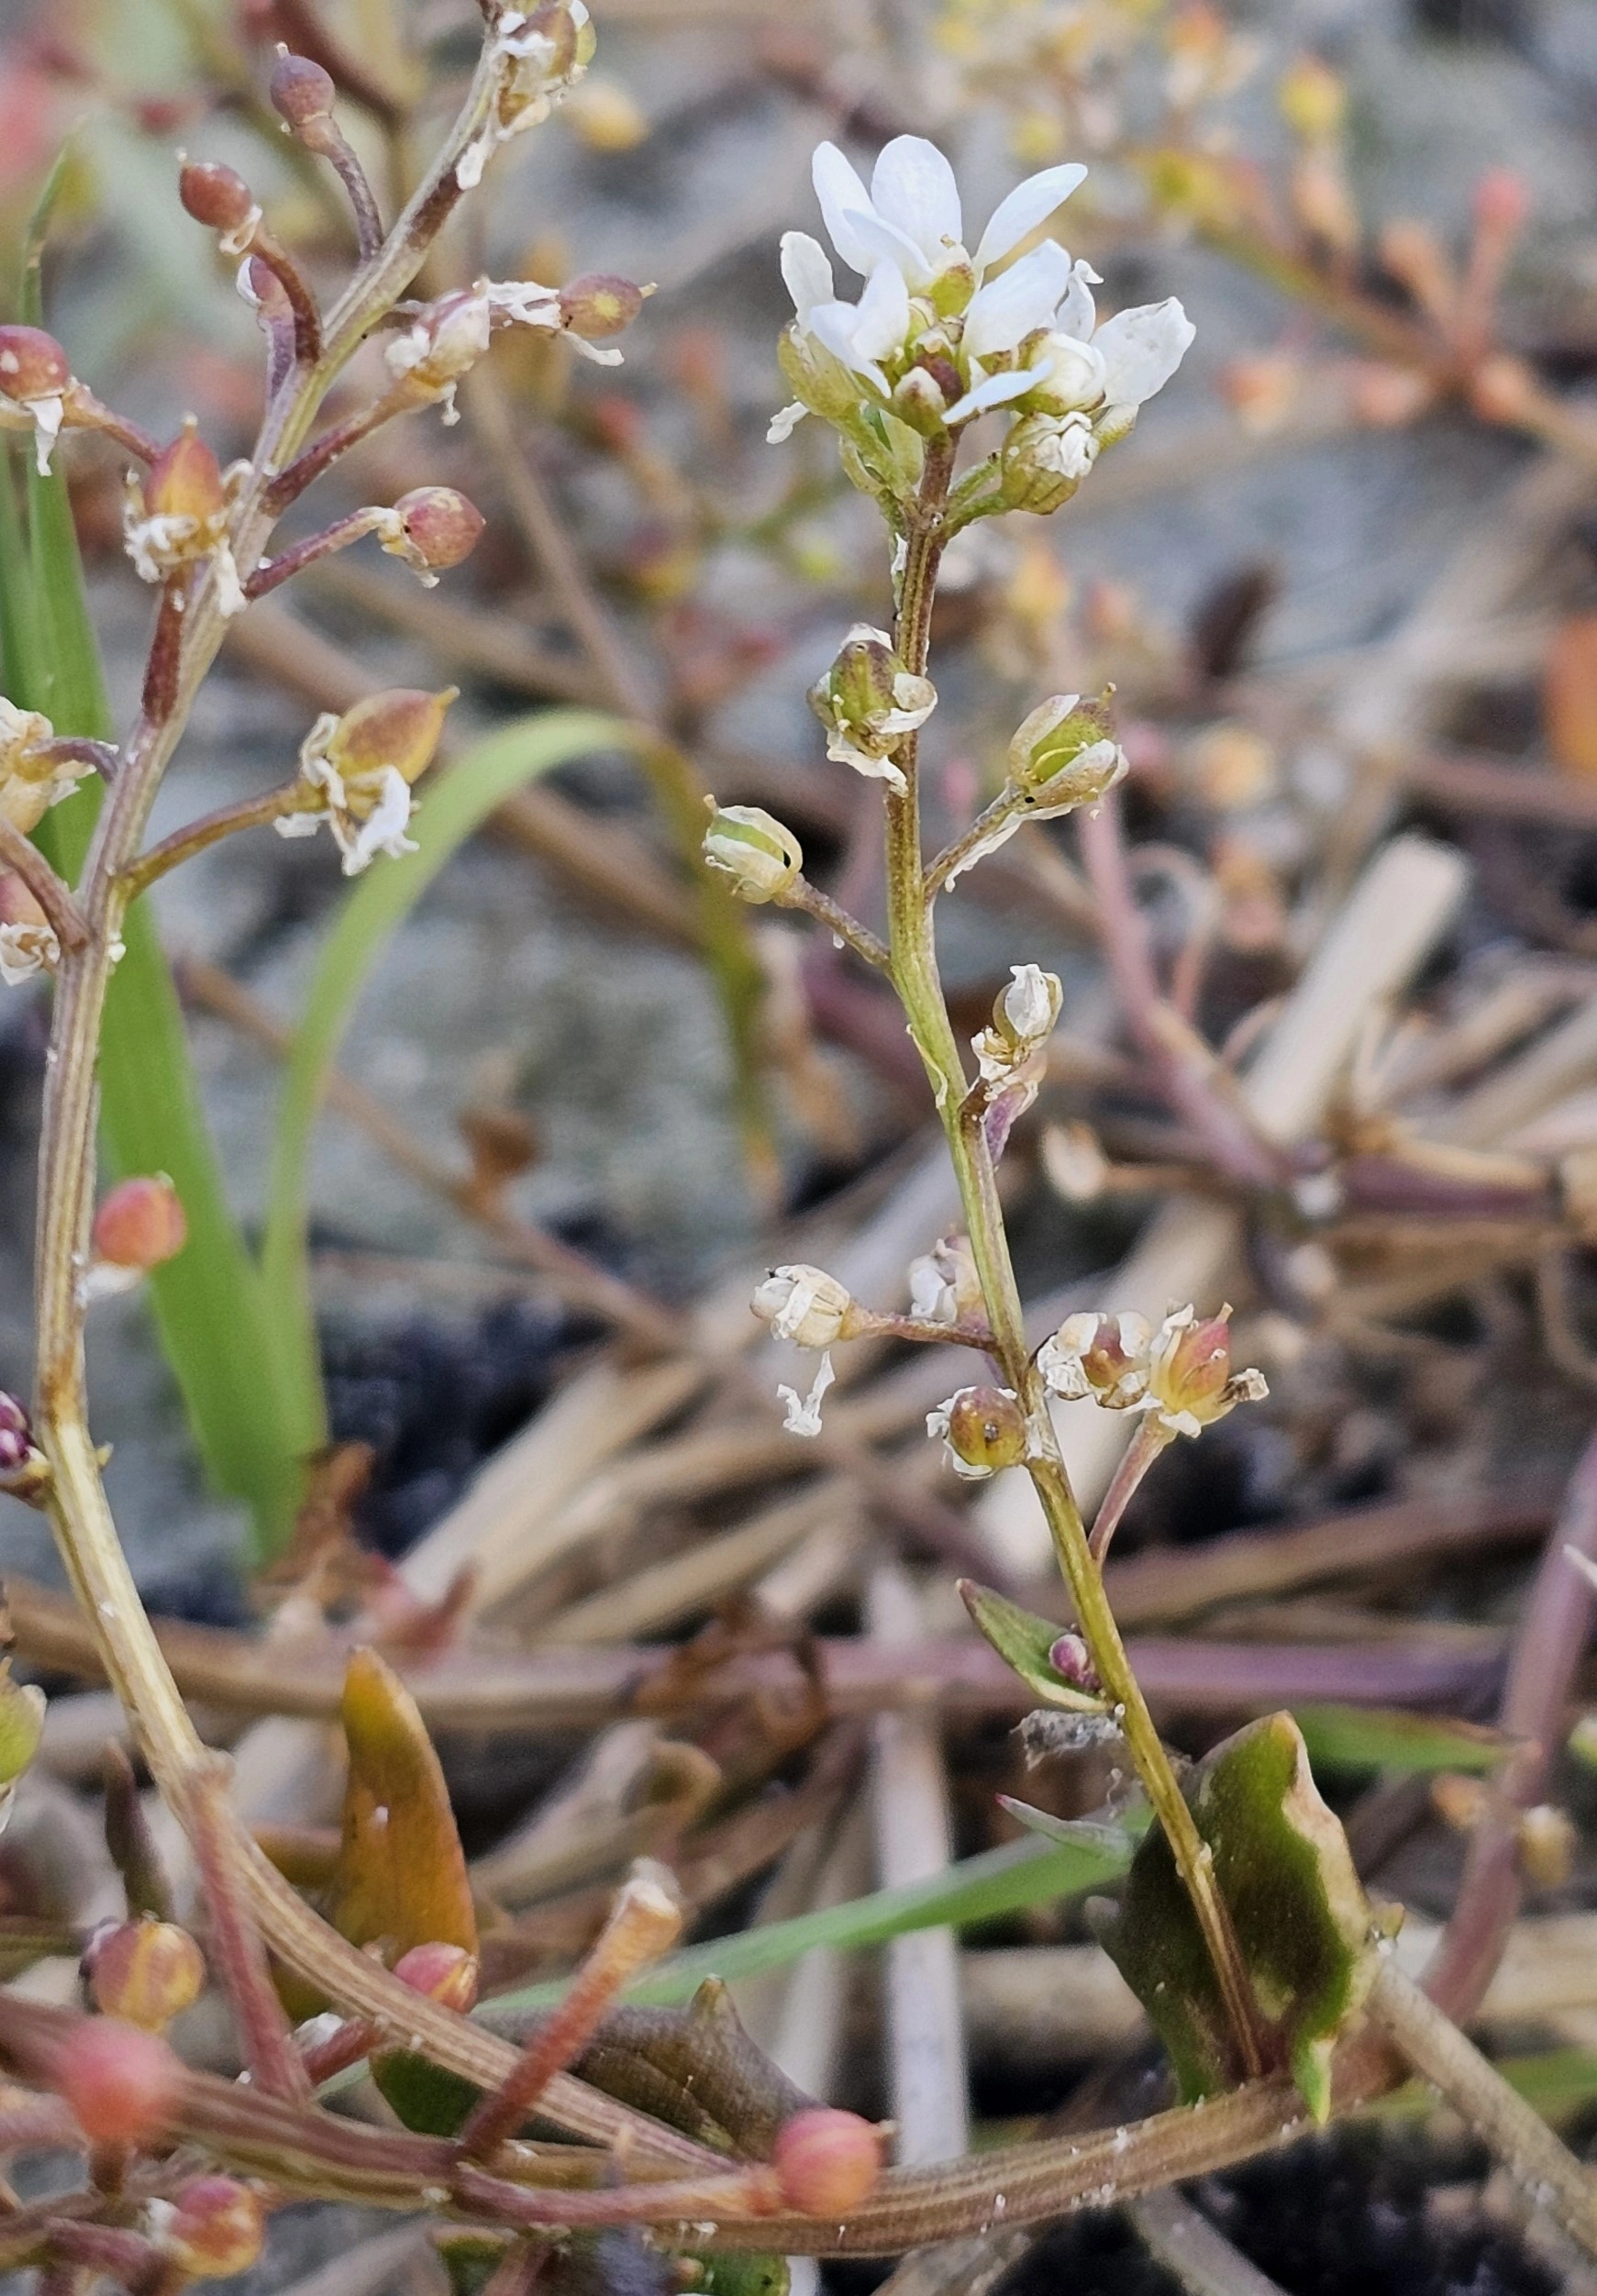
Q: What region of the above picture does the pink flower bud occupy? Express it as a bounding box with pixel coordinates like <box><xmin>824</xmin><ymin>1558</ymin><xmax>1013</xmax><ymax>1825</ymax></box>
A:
<box><xmin>1048</xmin><ymin>1631</ymin><xmax>1098</xmax><ymax>1690</ymax></box>
<box><xmin>391</xmin><ymin>488</ymin><xmax>485</xmax><ymax>571</ymax></box>
<box><xmin>179</xmin><ymin>160</ymin><xmax>257</xmax><ymax>236</ymax></box>
<box><xmin>165</xmin><ymin>2176</ymin><xmax>265</xmax><ymax>2279</ymax></box>
<box><xmin>144</xmin><ymin>426</ymin><xmax>227</xmax><ymax>525</ymax></box>
<box><xmin>0</xmin><ymin>1392</ymin><xmax>31</xmax><ymax>1474</ymax></box>
<box><xmin>392</xmin><ymin>1941</ymin><xmax>479</xmax><ymax>2013</ymax></box>
<box><xmin>558</xmin><ymin>273</ymin><xmax>645</xmax><ymax>342</ymax></box>
<box><xmin>85</xmin><ymin>1919</ymin><xmax>205</xmax><ymax>2032</ymax></box>
<box><xmin>772</xmin><ymin>2107</ymin><xmax>884</xmax><ymax>2215</ymax></box>
<box><xmin>0</xmin><ymin>324</ymin><xmax>70</xmax><ymax>405</ymax></box>
<box><xmin>92</xmin><ymin>1176</ymin><xmax>188</xmax><ymax>1271</ymax></box>
<box><xmin>53</xmin><ymin>2017</ymin><xmax>185</xmax><ymax>2144</ymax></box>
<box><xmin>270</xmin><ymin>51</ymin><xmax>337</xmax><ymax>129</ymax></box>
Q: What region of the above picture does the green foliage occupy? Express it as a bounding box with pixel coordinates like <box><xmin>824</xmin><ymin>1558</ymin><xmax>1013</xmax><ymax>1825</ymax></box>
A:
<box><xmin>1294</xmin><ymin>1703</ymin><xmax>1513</xmax><ymax>1777</ymax></box>
<box><xmin>1095</xmin><ymin>1711</ymin><xmax>1374</xmax><ymax>2121</ymax></box>
<box><xmin>958</xmin><ymin>1579</ymin><xmax>1108</xmax><ymax>1713</ymax></box>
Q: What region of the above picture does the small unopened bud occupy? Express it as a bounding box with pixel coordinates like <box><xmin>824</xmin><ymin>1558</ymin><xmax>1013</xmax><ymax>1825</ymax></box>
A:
<box><xmin>928</xmin><ymin>1385</ymin><xmax>1026</xmax><ymax>1480</ymax></box>
<box><xmin>327</xmin><ymin>688</ymin><xmax>455</xmax><ymax>790</ymax></box>
<box><xmin>1008</xmin><ymin>693</ymin><xmax>1127</xmax><ymax>815</ymax></box>
<box><xmin>0</xmin><ymin>324</ymin><xmax>70</xmax><ymax>405</ymax></box>
<box><xmin>0</xmin><ymin>1392</ymin><xmax>32</xmax><ymax>1474</ymax></box>
<box><xmin>389</xmin><ymin>488</ymin><xmax>484</xmax><ymax>572</ymax></box>
<box><xmin>270</xmin><ymin>51</ymin><xmax>337</xmax><ymax>129</ymax></box>
<box><xmin>999</xmin><ymin>411</ymin><xmax>1099</xmax><ymax>514</ymax></box>
<box><xmin>1518</xmin><ymin>1802</ymin><xmax>1577</xmax><ymax>1891</ymax></box>
<box><xmin>559</xmin><ymin>273</ymin><xmax>645</xmax><ymax>341</ymax></box>
<box><xmin>85</xmin><ymin>1919</ymin><xmax>205</xmax><ymax>2031</ymax></box>
<box><xmin>179</xmin><ymin>159</ymin><xmax>257</xmax><ymax>237</ymax></box>
<box><xmin>53</xmin><ymin>2017</ymin><xmax>185</xmax><ymax>2144</ymax></box>
<box><xmin>1277</xmin><ymin>54</ymin><xmax>1346</xmax><ymax>142</ymax></box>
<box><xmin>703</xmin><ymin>803</ymin><xmax>802</xmax><ymax>904</ymax></box>
<box><xmin>772</xmin><ymin>2108</ymin><xmax>884</xmax><ymax>2216</ymax></box>
<box><xmin>164</xmin><ymin>2176</ymin><xmax>265</xmax><ymax>2279</ymax></box>
<box><xmin>1048</xmin><ymin>1631</ymin><xmax>1099</xmax><ymax>1690</ymax></box>
<box><xmin>393</xmin><ymin>1942</ymin><xmax>479</xmax><ymax>2013</ymax></box>
<box><xmin>92</xmin><ymin>1175</ymin><xmax>188</xmax><ymax>1271</ymax></box>
<box><xmin>145</xmin><ymin>424</ymin><xmax>227</xmax><ymax>525</ymax></box>
<box><xmin>751</xmin><ymin>1264</ymin><xmax>856</xmax><ymax>1348</ymax></box>
<box><xmin>994</xmin><ymin>962</ymin><xmax>1061</xmax><ymax>1049</ymax></box>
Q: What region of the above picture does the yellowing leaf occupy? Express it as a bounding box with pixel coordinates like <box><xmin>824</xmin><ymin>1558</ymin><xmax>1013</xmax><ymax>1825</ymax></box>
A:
<box><xmin>332</xmin><ymin>1647</ymin><xmax>476</xmax><ymax>1960</ymax></box>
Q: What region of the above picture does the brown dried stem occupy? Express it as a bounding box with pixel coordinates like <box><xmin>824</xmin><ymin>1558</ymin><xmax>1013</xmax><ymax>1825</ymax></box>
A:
<box><xmin>0</xmin><ymin>814</ymin><xmax>88</xmax><ymax>949</ymax></box>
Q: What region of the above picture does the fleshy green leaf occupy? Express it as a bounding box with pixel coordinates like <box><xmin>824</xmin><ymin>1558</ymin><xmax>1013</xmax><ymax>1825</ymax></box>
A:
<box><xmin>958</xmin><ymin>1580</ymin><xmax>1107</xmax><ymax>1713</ymax></box>
<box><xmin>1294</xmin><ymin>1703</ymin><xmax>1513</xmax><ymax>1778</ymax></box>
<box><xmin>1095</xmin><ymin>1711</ymin><xmax>1374</xmax><ymax>2121</ymax></box>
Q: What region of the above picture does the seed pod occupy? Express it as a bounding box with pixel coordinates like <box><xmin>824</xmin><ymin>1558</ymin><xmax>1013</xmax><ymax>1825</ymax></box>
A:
<box><xmin>1008</xmin><ymin>693</ymin><xmax>1126</xmax><ymax>815</ymax></box>
<box><xmin>0</xmin><ymin>324</ymin><xmax>70</xmax><ymax>405</ymax></box>
<box><xmin>558</xmin><ymin>273</ymin><xmax>645</xmax><ymax>341</ymax></box>
<box><xmin>270</xmin><ymin>51</ymin><xmax>337</xmax><ymax>129</ymax></box>
<box><xmin>390</xmin><ymin>488</ymin><xmax>485</xmax><ymax>571</ymax></box>
<box><xmin>179</xmin><ymin>160</ymin><xmax>257</xmax><ymax>236</ymax></box>
<box><xmin>53</xmin><ymin>2017</ymin><xmax>185</xmax><ymax>2144</ymax></box>
<box><xmin>392</xmin><ymin>1941</ymin><xmax>479</xmax><ymax>2013</ymax></box>
<box><xmin>92</xmin><ymin>1176</ymin><xmax>188</xmax><ymax>1271</ymax></box>
<box><xmin>165</xmin><ymin>2176</ymin><xmax>265</xmax><ymax>2279</ymax></box>
<box><xmin>144</xmin><ymin>425</ymin><xmax>227</xmax><ymax>525</ymax></box>
<box><xmin>85</xmin><ymin>1919</ymin><xmax>205</xmax><ymax>2031</ymax></box>
<box><xmin>703</xmin><ymin>803</ymin><xmax>802</xmax><ymax>904</ymax></box>
<box><xmin>772</xmin><ymin>2107</ymin><xmax>884</xmax><ymax>2215</ymax></box>
<box><xmin>941</xmin><ymin>1385</ymin><xmax>1027</xmax><ymax>1476</ymax></box>
<box><xmin>325</xmin><ymin>688</ymin><xmax>457</xmax><ymax>789</ymax></box>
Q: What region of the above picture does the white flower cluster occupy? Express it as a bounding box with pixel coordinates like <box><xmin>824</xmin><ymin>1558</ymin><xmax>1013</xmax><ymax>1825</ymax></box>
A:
<box><xmin>770</xmin><ymin>136</ymin><xmax>1193</xmax><ymax>498</ymax></box>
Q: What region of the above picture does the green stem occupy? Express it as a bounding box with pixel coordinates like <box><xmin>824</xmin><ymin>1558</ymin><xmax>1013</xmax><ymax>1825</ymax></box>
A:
<box><xmin>880</xmin><ymin>441</ymin><xmax>1268</xmax><ymax>2085</ymax></box>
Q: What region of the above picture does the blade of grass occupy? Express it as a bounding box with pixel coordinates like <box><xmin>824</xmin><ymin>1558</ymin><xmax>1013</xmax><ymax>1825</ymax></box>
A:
<box><xmin>7</xmin><ymin>160</ymin><xmax>309</xmax><ymax>1551</ymax></box>
<box><xmin>257</xmin><ymin>708</ymin><xmax>629</xmax><ymax>1484</ymax></box>
<box><xmin>1293</xmin><ymin>1704</ymin><xmax>1514</xmax><ymax>1778</ymax></box>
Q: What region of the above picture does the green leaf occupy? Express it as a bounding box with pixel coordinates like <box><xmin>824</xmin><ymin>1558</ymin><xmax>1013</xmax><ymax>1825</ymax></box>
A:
<box><xmin>256</xmin><ymin>708</ymin><xmax>629</xmax><ymax>1482</ymax></box>
<box><xmin>958</xmin><ymin>1580</ymin><xmax>1108</xmax><ymax>1713</ymax></box>
<box><xmin>1294</xmin><ymin>1703</ymin><xmax>1514</xmax><ymax>1777</ymax></box>
<box><xmin>692</xmin><ymin>2257</ymin><xmax>791</xmax><ymax>2295</ymax></box>
<box><xmin>1095</xmin><ymin>1711</ymin><xmax>1374</xmax><ymax>2122</ymax></box>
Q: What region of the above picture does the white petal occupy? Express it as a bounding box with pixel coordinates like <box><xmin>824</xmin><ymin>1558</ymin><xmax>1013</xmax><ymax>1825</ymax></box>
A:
<box><xmin>568</xmin><ymin>339</ymin><xmax>626</xmax><ymax>366</ymax></box>
<box><xmin>273</xmin><ymin>812</ymin><xmax>323</xmax><ymax>840</ymax></box>
<box><xmin>973</xmin><ymin>161</ymin><xmax>1087</xmax><ymax>275</ymax></box>
<box><xmin>1056</xmin><ymin>257</ymin><xmax>1101</xmax><ymax>341</ymax></box>
<box><xmin>849</xmin><ymin>260</ymin><xmax>911</xmax><ymax>363</ymax></box>
<box><xmin>1092</xmin><ymin>296</ymin><xmax>1195</xmax><ymax>410</ymax></box>
<box><xmin>777</xmin><ymin>1350</ymin><xmax>835</xmax><ymax>1438</ymax></box>
<box><xmin>342</xmin><ymin>767</ymin><xmax>416</xmax><ymax>876</ymax></box>
<box><xmin>962</xmin><ymin>240</ymin><xmax>1074</xmax><ymax>361</ymax></box>
<box><xmin>870</xmin><ymin>135</ymin><xmax>962</xmax><ymax>268</ymax></box>
<box><xmin>943</xmin><ymin>361</ymin><xmax>1050</xmax><ymax>426</ymax></box>
<box><xmin>767</xmin><ymin>401</ymin><xmax>808</xmax><ymax>444</ymax></box>
<box><xmin>781</xmin><ymin>230</ymin><xmax>835</xmax><ymax>322</ymax></box>
<box><xmin>837</xmin><ymin>205</ymin><xmax>939</xmax><ymax>288</ymax></box>
<box><xmin>812</xmin><ymin>143</ymin><xmax>878</xmax><ymax>274</ymax></box>
<box><xmin>1040</xmin><ymin>332</ymin><xmax>1107</xmax><ymax>410</ymax></box>
<box><xmin>806</xmin><ymin>300</ymin><xmax>889</xmax><ymax>394</ymax></box>
<box><xmin>31</xmin><ymin>395</ymin><xmax>61</xmax><ymax>477</ymax></box>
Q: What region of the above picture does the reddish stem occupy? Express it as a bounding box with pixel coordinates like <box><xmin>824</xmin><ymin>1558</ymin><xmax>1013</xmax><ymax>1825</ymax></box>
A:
<box><xmin>187</xmin><ymin>1763</ymin><xmax>313</xmax><ymax>2103</ymax></box>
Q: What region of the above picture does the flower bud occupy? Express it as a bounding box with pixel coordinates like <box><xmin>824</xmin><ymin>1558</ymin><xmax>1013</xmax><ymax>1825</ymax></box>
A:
<box><xmin>558</xmin><ymin>273</ymin><xmax>645</xmax><ymax>341</ymax></box>
<box><xmin>144</xmin><ymin>424</ymin><xmax>227</xmax><ymax>525</ymax></box>
<box><xmin>53</xmin><ymin>2017</ymin><xmax>184</xmax><ymax>2144</ymax></box>
<box><xmin>326</xmin><ymin>688</ymin><xmax>456</xmax><ymax>790</ymax></box>
<box><xmin>164</xmin><ymin>2176</ymin><xmax>265</xmax><ymax>2279</ymax></box>
<box><xmin>92</xmin><ymin>1176</ymin><xmax>188</xmax><ymax>1271</ymax></box>
<box><xmin>703</xmin><ymin>803</ymin><xmax>802</xmax><ymax>904</ymax></box>
<box><xmin>388</xmin><ymin>488</ymin><xmax>484</xmax><ymax>572</ymax></box>
<box><xmin>999</xmin><ymin>412</ymin><xmax>1099</xmax><ymax>514</ymax></box>
<box><xmin>751</xmin><ymin>1264</ymin><xmax>855</xmax><ymax>1348</ymax></box>
<box><xmin>85</xmin><ymin>1919</ymin><xmax>205</xmax><ymax>2031</ymax></box>
<box><xmin>994</xmin><ymin>962</ymin><xmax>1061</xmax><ymax>1049</ymax></box>
<box><xmin>392</xmin><ymin>1941</ymin><xmax>479</xmax><ymax>2013</ymax></box>
<box><xmin>179</xmin><ymin>160</ymin><xmax>257</xmax><ymax>237</ymax></box>
<box><xmin>1048</xmin><ymin>1631</ymin><xmax>1099</xmax><ymax>1691</ymax></box>
<box><xmin>1277</xmin><ymin>54</ymin><xmax>1346</xmax><ymax>142</ymax></box>
<box><xmin>1517</xmin><ymin>1802</ymin><xmax>1576</xmax><ymax>1891</ymax></box>
<box><xmin>772</xmin><ymin>2107</ymin><xmax>884</xmax><ymax>2215</ymax></box>
<box><xmin>0</xmin><ymin>1392</ymin><xmax>32</xmax><ymax>1474</ymax></box>
<box><xmin>927</xmin><ymin>1385</ymin><xmax>1026</xmax><ymax>1480</ymax></box>
<box><xmin>0</xmin><ymin>324</ymin><xmax>70</xmax><ymax>405</ymax></box>
<box><xmin>1008</xmin><ymin>693</ymin><xmax>1127</xmax><ymax>815</ymax></box>
<box><xmin>1037</xmin><ymin>1310</ymin><xmax>1153</xmax><ymax>1408</ymax></box>
<box><xmin>1144</xmin><ymin>1303</ymin><xmax>1269</xmax><ymax>1436</ymax></box>
<box><xmin>808</xmin><ymin>625</ymin><xmax>937</xmax><ymax>784</ymax></box>
<box><xmin>270</xmin><ymin>51</ymin><xmax>337</xmax><ymax>129</ymax></box>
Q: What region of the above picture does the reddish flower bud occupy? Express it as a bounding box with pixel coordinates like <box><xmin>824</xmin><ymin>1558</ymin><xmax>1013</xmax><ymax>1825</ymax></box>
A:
<box><xmin>558</xmin><ymin>273</ymin><xmax>645</xmax><ymax>341</ymax></box>
<box><xmin>326</xmin><ymin>688</ymin><xmax>456</xmax><ymax>789</ymax></box>
<box><xmin>144</xmin><ymin>425</ymin><xmax>227</xmax><ymax>525</ymax></box>
<box><xmin>165</xmin><ymin>2176</ymin><xmax>265</xmax><ymax>2279</ymax></box>
<box><xmin>391</xmin><ymin>487</ymin><xmax>484</xmax><ymax>571</ymax></box>
<box><xmin>392</xmin><ymin>1941</ymin><xmax>479</xmax><ymax>2013</ymax></box>
<box><xmin>85</xmin><ymin>1919</ymin><xmax>205</xmax><ymax>2031</ymax></box>
<box><xmin>0</xmin><ymin>324</ymin><xmax>70</xmax><ymax>405</ymax></box>
<box><xmin>270</xmin><ymin>51</ymin><xmax>337</xmax><ymax>129</ymax></box>
<box><xmin>53</xmin><ymin>2017</ymin><xmax>184</xmax><ymax>2144</ymax></box>
<box><xmin>772</xmin><ymin>2108</ymin><xmax>884</xmax><ymax>2216</ymax></box>
<box><xmin>0</xmin><ymin>1392</ymin><xmax>31</xmax><ymax>1474</ymax></box>
<box><xmin>179</xmin><ymin>160</ymin><xmax>257</xmax><ymax>236</ymax></box>
<box><xmin>92</xmin><ymin>1176</ymin><xmax>188</xmax><ymax>1271</ymax></box>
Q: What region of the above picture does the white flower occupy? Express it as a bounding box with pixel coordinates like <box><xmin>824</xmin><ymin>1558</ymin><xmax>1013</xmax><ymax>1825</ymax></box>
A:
<box><xmin>274</xmin><ymin>718</ymin><xmax>420</xmax><ymax>877</ymax></box>
<box><xmin>1037</xmin><ymin>1311</ymin><xmax>1153</xmax><ymax>1408</ymax></box>
<box><xmin>811</xmin><ymin>137</ymin><xmax>1086</xmax><ymax>296</ymax></box>
<box><xmin>1037</xmin><ymin>294</ymin><xmax>1195</xmax><ymax>419</ymax></box>
<box><xmin>1000</xmin><ymin>961</ymin><xmax>1060</xmax><ymax>1043</ymax></box>
<box><xmin>752</xmin><ymin>1263</ymin><xmax>854</xmax><ymax>1348</ymax></box>
<box><xmin>778</xmin><ymin>1350</ymin><xmax>835</xmax><ymax>1437</ymax></box>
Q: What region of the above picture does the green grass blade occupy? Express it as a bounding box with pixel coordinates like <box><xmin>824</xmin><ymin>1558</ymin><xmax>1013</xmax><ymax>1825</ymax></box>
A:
<box><xmin>256</xmin><ymin>708</ymin><xmax>629</xmax><ymax>1487</ymax></box>
<box><xmin>483</xmin><ymin>1829</ymin><xmax>1139</xmax><ymax>2014</ymax></box>
<box><xmin>1293</xmin><ymin>1704</ymin><xmax>1513</xmax><ymax>1778</ymax></box>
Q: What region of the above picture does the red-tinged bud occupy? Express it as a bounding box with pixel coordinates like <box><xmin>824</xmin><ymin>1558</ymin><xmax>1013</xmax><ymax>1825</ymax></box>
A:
<box><xmin>772</xmin><ymin>2108</ymin><xmax>884</xmax><ymax>2216</ymax></box>
<box><xmin>558</xmin><ymin>273</ymin><xmax>645</xmax><ymax>341</ymax></box>
<box><xmin>179</xmin><ymin>159</ymin><xmax>257</xmax><ymax>236</ymax></box>
<box><xmin>1474</xmin><ymin>166</ymin><xmax>1530</xmax><ymax>238</ymax></box>
<box><xmin>85</xmin><ymin>1919</ymin><xmax>205</xmax><ymax>2031</ymax></box>
<box><xmin>0</xmin><ymin>1392</ymin><xmax>31</xmax><ymax>1474</ymax></box>
<box><xmin>0</xmin><ymin>324</ymin><xmax>70</xmax><ymax>405</ymax></box>
<box><xmin>53</xmin><ymin>2017</ymin><xmax>184</xmax><ymax>2144</ymax></box>
<box><xmin>392</xmin><ymin>1941</ymin><xmax>479</xmax><ymax>2013</ymax></box>
<box><xmin>391</xmin><ymin>488</ymin><xmax>484</xmax><ymax>571</ymax></box>
<box><xmin>145</xmin><ymin>424</ymin><xmax>227</xmax><ymax>525</ymax></box>
<box><xmin>164</xmin><ymin>2176</ymin><xmax>265</xmax><ymax>2279</ymax></box>
<box><xmin>92</xmin><ymin>1175</ymin><xmax>188</xmax><ymax>1271</ymax></box>
<box><xmin>270</xmin><ymin>51</ymin><xmax>337</xmax><ymax>129</ymax></box>
<box><xmin>326</xmin><ymin>688</ymin><xmax>456</xmax><ymax>789</ymax></box>
<box><xmin>1048</xmin><ymin>1631</ymin><xmax>1099</xmax><ymax>1691</ymax></box>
